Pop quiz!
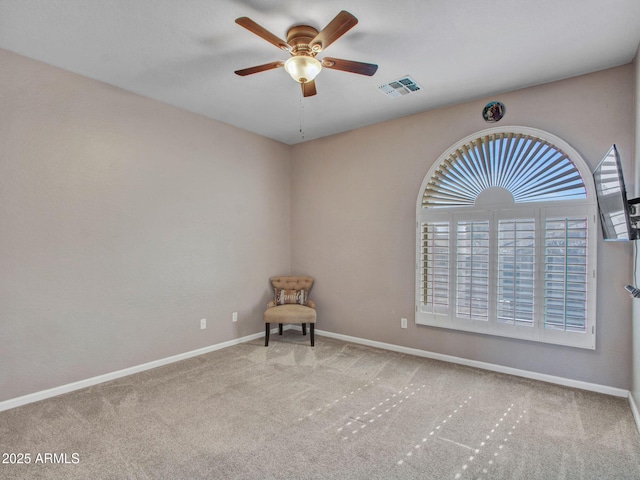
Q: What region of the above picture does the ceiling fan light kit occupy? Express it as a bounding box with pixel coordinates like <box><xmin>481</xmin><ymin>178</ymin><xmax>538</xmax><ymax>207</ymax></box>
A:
<box><xmin>234</xmin><ymin>11</ymin><xmax>378</xmax><ymax>97</ymax></box>
<box><xmin>284</xmin><ymin>56</ymin><xmax>322</xmax><ymax>83</ymax></box>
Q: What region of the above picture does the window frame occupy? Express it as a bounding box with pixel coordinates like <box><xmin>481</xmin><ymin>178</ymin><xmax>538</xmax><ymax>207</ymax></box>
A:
<box><xmin>415</xmin><ymin>127</ymin><xmax>597</xmax><ymax>349</ymax></box>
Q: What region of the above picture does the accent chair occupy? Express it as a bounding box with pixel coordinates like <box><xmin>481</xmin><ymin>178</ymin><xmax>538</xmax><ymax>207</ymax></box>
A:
<box><xmin>264</xmin><ymin>276</ymin><xmax>316</xmax><ymax>346</ymax></box>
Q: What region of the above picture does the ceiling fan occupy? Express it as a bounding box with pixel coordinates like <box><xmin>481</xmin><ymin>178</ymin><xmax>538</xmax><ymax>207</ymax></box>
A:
<box><xmin>234</xmin><ymin>10</ymin><xmax>378</xmax><ymax>97</ymax></box>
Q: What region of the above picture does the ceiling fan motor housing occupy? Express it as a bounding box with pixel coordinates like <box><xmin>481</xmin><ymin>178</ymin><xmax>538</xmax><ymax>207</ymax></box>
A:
<box><xmin>286</xmin><ymin>25</ymin><xmax>320</xmax><ymax>56</ymax></box>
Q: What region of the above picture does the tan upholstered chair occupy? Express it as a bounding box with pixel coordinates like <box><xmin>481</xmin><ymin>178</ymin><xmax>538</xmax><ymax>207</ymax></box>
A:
<box><xmin>264</xmin><ymin>276</ymin><xmax>316</xmax><ymax>347</ymax></box>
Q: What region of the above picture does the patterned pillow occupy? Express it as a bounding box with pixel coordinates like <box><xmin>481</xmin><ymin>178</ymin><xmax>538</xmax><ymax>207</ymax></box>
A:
<box><xmin>274</xmin><ymin>288</ymin><xmax>308</xmax><ymax>306</ymax></box>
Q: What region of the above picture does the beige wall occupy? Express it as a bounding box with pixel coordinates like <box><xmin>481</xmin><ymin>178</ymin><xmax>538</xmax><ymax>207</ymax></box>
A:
<box><xmin>2</xmin><ymin>48</ymin><xmax>637</xmax><ymax>404</ymax></box>
<box><xmin>0</xmin><ymin>49</ymin><xmax>292</xmax><ymax>402</ymax></box>
<box><xmin>291</xmin><ymin>65</ymin><xmax>635</xmax><ymax>389</ymax></box>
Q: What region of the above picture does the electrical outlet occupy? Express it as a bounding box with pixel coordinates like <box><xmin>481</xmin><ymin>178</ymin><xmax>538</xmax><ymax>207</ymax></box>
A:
<box><xmin>232</xmin><ymin>312</ymin><xmax>238</xmax><ymax>322</ymax></box>
<box><xmin>200</xmin><ymin>318</ymin><xmax>206</xmax><ymax>330</ymax></box>
<box><xmin>401</xmin><ymin>317</ymin><xmax>408</xmax><ymax>329</ymax></box>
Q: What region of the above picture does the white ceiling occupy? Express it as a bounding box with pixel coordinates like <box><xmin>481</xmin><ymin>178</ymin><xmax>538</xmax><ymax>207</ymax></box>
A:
<box><xmin>1</xmin><ymin>0</ymin><xmax>639</xmax><ymax>145</ymax></box>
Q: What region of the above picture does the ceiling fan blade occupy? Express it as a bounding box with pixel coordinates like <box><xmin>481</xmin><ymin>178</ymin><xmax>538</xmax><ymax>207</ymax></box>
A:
<box><xmin>235</xmin><ymin>17</ymin><xmax>291</xmax><ymax>51</ymax></box>
<box><xmin>321</xmin><ymin>57</ymin><xmax>378</xmax><ymax>76</ymax></box>
<box><xmin>310</xmin><ymin>11</ymin><xmax>358</xmax><ymax>52</ymax></box>
<box><xmin>234</xmin><ymin>60</ymin><xmax>285</xmax><ymax>76</ymax></box>
<box><xmin>301</xmin><ymin>80</ymin><xmax>317</xmax><ymax>97</ymax></box>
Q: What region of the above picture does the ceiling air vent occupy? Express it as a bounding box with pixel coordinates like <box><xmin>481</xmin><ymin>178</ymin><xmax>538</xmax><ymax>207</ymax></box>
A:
<box><xmin>378</xmin><ymin>76</ymin><xmax>422</xmax><ymax>99</ymax></box>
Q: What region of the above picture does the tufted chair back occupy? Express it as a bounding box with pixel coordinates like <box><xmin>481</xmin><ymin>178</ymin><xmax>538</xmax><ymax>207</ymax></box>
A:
<box><xmin>270</xmin><ymin>276</ymin><xmax>314</xmax><ymax>291</ymax></box>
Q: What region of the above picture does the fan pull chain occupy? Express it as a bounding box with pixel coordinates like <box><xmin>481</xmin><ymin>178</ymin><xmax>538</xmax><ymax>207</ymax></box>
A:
<box><xmin>299</xmin><ymin>93</ymin><xmax>305</xmax><ymax>140</ymax></box>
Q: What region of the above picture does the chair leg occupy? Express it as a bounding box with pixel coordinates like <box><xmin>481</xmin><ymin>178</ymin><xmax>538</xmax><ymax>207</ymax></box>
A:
<box><xmin>278</xmin><ymin>323</ymin><xmax>283</xmax><ymax>335</ymax></box>
<box><xmin>310</xmin><ymin>323</ymin><xmax>315</xmax><ymax>347</ymax></box>
<box><xmin>302</xmin><ymin>323</ymin><xmax>307</xmax><ymax>335</ymax></box>
<box><xmin>265</xmin><ymin>323</ymin><xmax>270</xmax><ymax>346</ymax></box>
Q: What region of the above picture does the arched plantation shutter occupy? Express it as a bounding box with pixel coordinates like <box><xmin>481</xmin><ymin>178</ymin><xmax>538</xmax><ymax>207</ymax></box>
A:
<box><xmin>416</xmin><ymin>128</ymin><xmax>596</xmax><ymax>349</ymax></box>
<box><xmin>421</xmin><ymin>132</ymin><xmax>586</xmax><ymax>208</ymax></box>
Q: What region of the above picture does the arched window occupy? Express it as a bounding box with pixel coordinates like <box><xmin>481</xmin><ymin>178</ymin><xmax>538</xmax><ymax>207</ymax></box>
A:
<box><xmin>415</xmin><ymin>127</ymin><xmax>597</xmax><ymax>349</ymax></box>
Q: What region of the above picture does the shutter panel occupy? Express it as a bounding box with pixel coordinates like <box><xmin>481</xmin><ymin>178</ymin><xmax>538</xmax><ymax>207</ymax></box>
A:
<box><xmin>544</xmin><ymin>217</ymin><xmax>588</xmax><ymax>332</ymax></box>
<box><xmin>420</xmin><ymin>222</ymin><xmax>450</xmax><ymax>315</ymax></box>
<box><xmin>497</xmin><ymin>219</ymin><xmax>535</xmax><ymax>326</ymax></box>
<box><xmin>456</xmin><ymin>220</ymin><xmax>489</xmax><ymax>321</ymax></box>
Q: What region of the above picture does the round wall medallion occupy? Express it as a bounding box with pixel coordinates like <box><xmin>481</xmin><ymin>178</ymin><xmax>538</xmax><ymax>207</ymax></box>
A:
<box><xmin>482</xmin><ymin>101</ymin><xmax>505</xmax><ymax>122</ymax></box>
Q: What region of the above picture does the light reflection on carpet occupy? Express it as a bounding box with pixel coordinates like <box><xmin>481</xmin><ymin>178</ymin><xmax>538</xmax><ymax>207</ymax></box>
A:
<box><xmin>296</xmin><ymin>377</ymin><xmax>382</xmax><ymax>422</ymax></box>
<box><xmin>391</xmin><ymin>396</ymin><xmax>528</xmax><ymax>480</ymax></box>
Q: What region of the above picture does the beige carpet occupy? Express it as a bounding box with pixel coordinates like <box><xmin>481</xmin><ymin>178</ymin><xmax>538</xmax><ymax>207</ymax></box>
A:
<box><xmin>1</xmin><ymin>332</ymin><xmax>639</xmax><ymax>479</ymax></box>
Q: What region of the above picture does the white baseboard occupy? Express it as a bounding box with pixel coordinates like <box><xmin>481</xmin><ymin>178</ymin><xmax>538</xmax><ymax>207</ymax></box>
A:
<box><xmin>1</xmin><ymin>325</ymin><xmax>631</xmax><ymax>413</ymax></box>
<box><xmin>630</xmin><ymin>392</ymin><xmax>640</xmax><ymax>435</ymax></box>
<box><xmin>315</xmin><ymin>329</ymin><xmax>630</xmax><ymax>398</ymax></box>
<box><xmin>0</xmin><ymin>329</ymin><xmax>273</xmax><ymax>413</ymax></box>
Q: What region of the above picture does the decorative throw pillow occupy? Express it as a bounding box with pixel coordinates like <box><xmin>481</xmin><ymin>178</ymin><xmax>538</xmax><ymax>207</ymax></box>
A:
<box><xmin>274</xmin><ymin>288</ymin><xmax>308</xmax><ymax>306</ymax></box>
